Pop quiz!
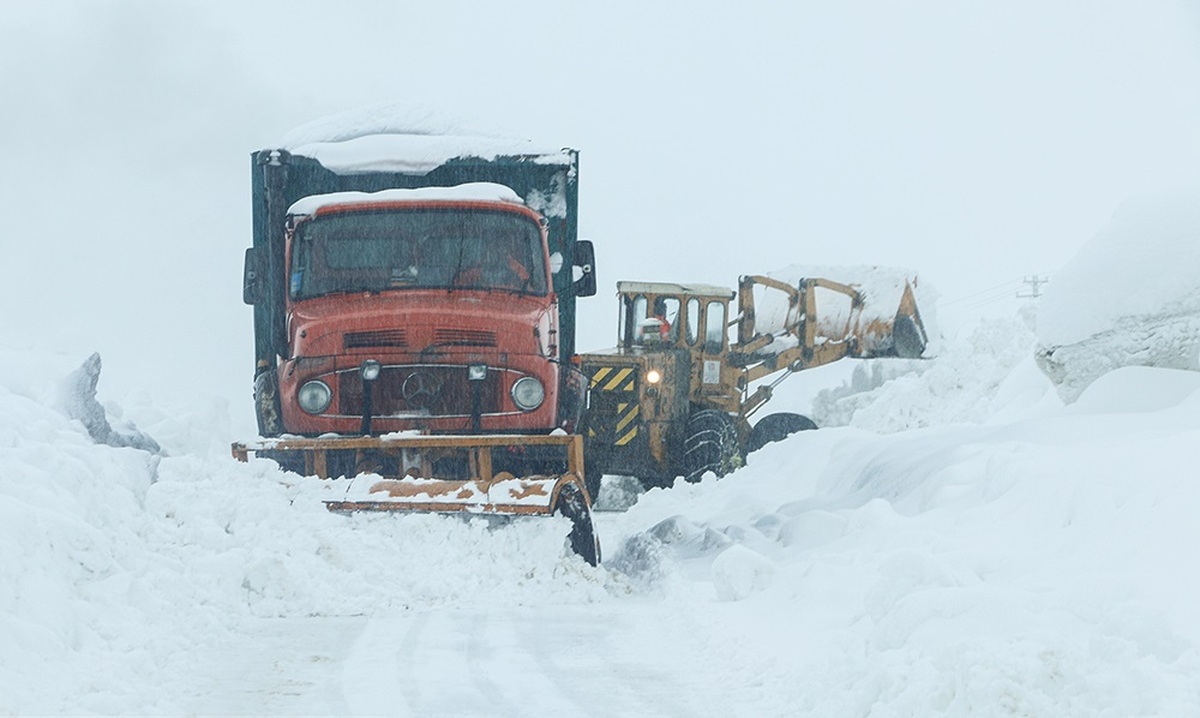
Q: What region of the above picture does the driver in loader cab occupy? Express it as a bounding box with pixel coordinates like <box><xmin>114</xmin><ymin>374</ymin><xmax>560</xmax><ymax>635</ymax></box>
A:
<box><xmin>638</xmin><ymin>297</ymin><xmax>675</xmax><ymax>344</ymax></box>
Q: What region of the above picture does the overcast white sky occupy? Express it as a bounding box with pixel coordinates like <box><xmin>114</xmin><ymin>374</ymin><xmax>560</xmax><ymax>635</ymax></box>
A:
<box><xmin>2</xmin><ymin>1</ymin><xmax>1198</xmax><ymax>433</ymax></box>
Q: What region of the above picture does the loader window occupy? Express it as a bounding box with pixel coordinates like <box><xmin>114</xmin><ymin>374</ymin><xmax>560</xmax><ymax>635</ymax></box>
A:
<box><xmin>686</xmin><ymin>298</ymin><xmax>700</xmax><ymax>346</ymax></box>
<box><xmin>704</xmin><ymin>300</ymin><xmax>726</xmax><ymax>354</ymax></box>
<box><xmin>290</xmin><ymin>209</ymin><xmax>547</xmax><ymax>299</ymax></box>
<box><xmin>655</xmin><ymin>297</ymin><xmax>680</xmax><ymax>344</ymax></box>
<box><xmin>621</xmin><ymin>295</ymin><xmax>646</xmax><ymax>348</ymax></box>
<box><xmin>632</xmin><ymin>296</ymin><xmax>678</xmax><ymax>346</ymax></box>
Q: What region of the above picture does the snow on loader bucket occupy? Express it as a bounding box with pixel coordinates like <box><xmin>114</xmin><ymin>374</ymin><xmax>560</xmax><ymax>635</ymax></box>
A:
<box><xmin>739</xmin><ymin>270</ymin><xmax>929</xmax><ymax>366</ymax></box>
<box><xmin>232</xmin><ymin>433</ymin><xmax>599</xmax><ymax>566</ymax></box>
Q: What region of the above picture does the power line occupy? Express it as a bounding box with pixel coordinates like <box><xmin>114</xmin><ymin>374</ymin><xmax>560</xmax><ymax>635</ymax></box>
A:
<box><xmin>1017</xmin><ymin>275</ymin><xmax>1051</xmax><ymax>299</ymax></box>
<box><xmin>940</xmin><ymin>278</ymin><xmax>1024</xmax><ymax>307</ymax></box>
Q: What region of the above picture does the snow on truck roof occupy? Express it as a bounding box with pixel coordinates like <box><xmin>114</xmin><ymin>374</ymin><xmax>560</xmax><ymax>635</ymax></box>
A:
<box><xmin>286</xmin><ymin>182</ymin><xmax>527</xmax><ymax>217</ymax></box>
<box><xmin>276</xmin><ymin>106</ymin><xmax>572</xmax><ymax>176</ymax></box>
<box><xmin>285</xmin><ymin>134</ymin><xmax>573</xmax><ymax>176</ymax></box>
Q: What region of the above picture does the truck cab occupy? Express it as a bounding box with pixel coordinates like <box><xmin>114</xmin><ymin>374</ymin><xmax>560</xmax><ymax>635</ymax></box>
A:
<box><xmin>277</xmin><ymin>186</ymin><xmax>581</xmax><ymax>436</ymax></box>
<box><xmin>243</xmin><ymin>141</ymin><xmax>595</xmax><ymax>440</ymax></box>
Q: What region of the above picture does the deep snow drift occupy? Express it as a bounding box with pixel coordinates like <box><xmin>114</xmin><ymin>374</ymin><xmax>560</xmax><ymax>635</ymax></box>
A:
<box><xmin>5</xmin><ymin>299</ymin><xmax>1200</xmax><ymax>714</ymax></box>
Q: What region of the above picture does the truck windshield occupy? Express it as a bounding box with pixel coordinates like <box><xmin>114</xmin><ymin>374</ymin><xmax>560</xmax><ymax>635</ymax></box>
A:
<box><xmin>289</xmin><ymin>208</ymin><xmax>547</xmax><ymax>300</ymax></box>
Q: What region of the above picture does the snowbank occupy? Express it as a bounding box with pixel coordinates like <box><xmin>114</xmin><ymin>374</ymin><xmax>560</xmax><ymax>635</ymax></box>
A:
<box><xmin>0</xmin><ymin>347</ymin><xmax>608</xmax><ymax>713</ymax></box>
<box><xmin>601</xmin><ymin>320</ymin><xmax>1200</xmax><ymax>715</ymax></box>
<box><xmin>1036</xmin><ymin>190</ymin><xmax>1200</xmax><ymax>401</ymax></box>
<box><xmin>810</xmin><ymin>314</ymin><xmax>1050</xmax><ymax>432</ymax></box>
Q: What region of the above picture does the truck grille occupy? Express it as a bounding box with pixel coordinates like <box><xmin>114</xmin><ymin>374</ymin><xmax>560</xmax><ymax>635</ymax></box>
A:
<box><xmin>338</xmin><ymin>365</ymin><xmax>501</xmax><ymax>417</ymax></box>
<box><xmin>434</xmin><ymin>328</ymin><xmax>497</xmax><ymax>347</ymax></box>
<box><xmin>344</xmin><ymin>329</ymin><xmax>408</xmax><ymax>349</ymax></box>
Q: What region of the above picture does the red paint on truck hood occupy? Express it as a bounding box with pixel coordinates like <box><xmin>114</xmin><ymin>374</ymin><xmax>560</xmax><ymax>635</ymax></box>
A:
<box><xmin>288</xmin><ymin>289</ymin><xmax>555</xmax><ymax>358</ymax></box>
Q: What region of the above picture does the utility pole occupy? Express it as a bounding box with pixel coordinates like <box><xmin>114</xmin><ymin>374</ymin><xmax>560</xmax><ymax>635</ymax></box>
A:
<box><xmin>1017</xmin><ymin>275</ymin><xmax>1049</xmax><ymax>300</ymax></box>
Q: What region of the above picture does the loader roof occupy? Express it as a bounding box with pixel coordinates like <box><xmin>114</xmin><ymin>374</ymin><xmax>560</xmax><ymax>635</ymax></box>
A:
<box><xmin>617</xmin><ymin>281</ymin><xmax>734</xmax><ymax>299</ymax></box>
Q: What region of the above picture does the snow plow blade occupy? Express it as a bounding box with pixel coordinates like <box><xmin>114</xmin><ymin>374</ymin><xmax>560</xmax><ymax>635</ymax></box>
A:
<box><xmin>232</xmin><ymin>434</ymin><xmax>599</xmax><ymax>565</ymax></box>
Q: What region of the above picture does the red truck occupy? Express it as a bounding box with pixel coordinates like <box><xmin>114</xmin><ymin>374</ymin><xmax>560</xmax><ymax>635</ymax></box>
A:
<box><xmin>243</xmin><ymin>141</ymin><xmax>596</xmax><ymax>447</ymax></box>
<box><xmin>238</xmin><ymin>138</ymin><xmax>602</xmax><ymax>551</ymax></box>
<box><xmin>237</xmin><ymin>136</ymin><xmax>601</xmax><ymax>563</ymax></box>
<box><xmin>269</xmin><ymin>183</ymin><xmax>587</xmax><ymax>440</ymax></box>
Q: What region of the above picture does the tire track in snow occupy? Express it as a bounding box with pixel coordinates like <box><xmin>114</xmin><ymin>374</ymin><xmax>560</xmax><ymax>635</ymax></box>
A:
<box><xmin>340</xmin><ymin>614</ymin><xmax>429</xmax><ymax>715</ymax></box>
<box><xmin>465</xmin><ymin>612</ymin><xmax>521</xmax><ymax>717</ymax></box>
<box><xmin>394</xmin><ymin>611</ymin><xmax>430</xmax><ymax>713</ymax></box>
<box><xmin>520</xmin><ymin>609</ymin><xmax>702</xmax><ymax>718</ymax></box>
<box><xmin>343</xmin><ymin>611</ymin><xmax>563</xmax><ymax>716</ymax></box>
<box><xmin>341</xmin><ymin>607</ymin><xmax>725</xmax><ymax>717</ymax></box>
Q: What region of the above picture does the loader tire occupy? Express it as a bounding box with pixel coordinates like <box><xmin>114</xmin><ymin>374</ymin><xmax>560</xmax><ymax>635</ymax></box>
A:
<box><xmin>683</xmin><ymin>410</ymin><xmax>742</xmax><ymax>483</ymax></box>
<box><xmin>554</xmin><ymin>482</ymin><xmax>600</xmax><ymax>566</ymax></box>
<box><xmin>746</xmin><ymin>412</ymin><xmax>817</xmax><ymax>454</ymax></box>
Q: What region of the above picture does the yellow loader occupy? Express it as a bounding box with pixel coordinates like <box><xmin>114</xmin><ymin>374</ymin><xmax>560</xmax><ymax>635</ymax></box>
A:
<box><xmin>579</xmin><ymin>269</ymin><xmax>928</xmax><ymax>494</ymax></box>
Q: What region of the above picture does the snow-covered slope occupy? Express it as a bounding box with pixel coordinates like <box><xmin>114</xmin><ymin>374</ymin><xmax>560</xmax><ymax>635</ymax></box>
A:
<box><xmin>1035</xmin><ymin>190</ymin><xmax>1200</xmax><ymax>401</ymax></box>
<box><xmin>4</xmin><ymin>309</ymin><xmax>1200</xmax><ymax>714</ymax></box>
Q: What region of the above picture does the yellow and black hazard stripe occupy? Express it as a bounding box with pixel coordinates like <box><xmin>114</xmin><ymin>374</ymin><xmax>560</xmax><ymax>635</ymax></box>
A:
<box><xmin>588</xmin><ymin>366</ymin><xmax>637</xmax><ymax>393</ymax></box>
<box><xmin>585</xmin><ymin>365</ymin><xmax>642</xmax><ymax>448</ymax></box>
<box><xmin>613</xmin><ymin>401</ymin><xmax>640</xmax><ymax>446</ymax></box>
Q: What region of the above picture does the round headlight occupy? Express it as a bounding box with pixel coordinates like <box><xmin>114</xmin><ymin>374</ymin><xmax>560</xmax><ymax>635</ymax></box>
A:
<box><xmin>511</xmin><ymin>376</ymin><xmax>545</xmax><ymax>411</ymax></box>
<box><xmin>298</xmin><ymin>380</ymin><xmax>332</xmax><ymax>414</ymax></box>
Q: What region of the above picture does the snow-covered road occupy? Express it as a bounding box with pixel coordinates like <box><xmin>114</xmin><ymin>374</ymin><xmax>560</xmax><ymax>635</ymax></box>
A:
<box><xmin>170</xmin><ymin>595</ymin><xmax>746</xmax><ymax>717</ymax></box>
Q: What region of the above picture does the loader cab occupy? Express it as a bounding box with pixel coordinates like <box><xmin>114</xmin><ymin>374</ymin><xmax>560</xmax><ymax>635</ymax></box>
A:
<box><xmin>616</xmin><ymin>281</ymin><xmax>735</xmax><ymax>357</ymax></box>
<box><xmin>615</xmin><ymin>281</ymin><xmax>741</xmax><ymax>414</ymax></box>
<box><xmin>579</xmin><ymin>281</ymin><xmax>742</xmax><ymax>492</ymax></box>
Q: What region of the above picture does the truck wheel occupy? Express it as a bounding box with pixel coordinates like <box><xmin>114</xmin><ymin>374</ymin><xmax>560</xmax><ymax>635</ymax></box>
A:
<box><xmin>683</xmin><ymin>410</ymin><xmax>742</xmax><ymax>483</ymax></box>
<box><xmin>746</xmin><ymin>412</ymin><xmax>817</xmax><ymax>454</ymax></box>
<box><xmin>554</xmin><ymin>482</ymin><xmax>600</xmax><ymax>566</ymax></box>
<box><xmin>253</xmin><ymin>371</ymin><xmax>283</xmax><ymax>437</ymax></box>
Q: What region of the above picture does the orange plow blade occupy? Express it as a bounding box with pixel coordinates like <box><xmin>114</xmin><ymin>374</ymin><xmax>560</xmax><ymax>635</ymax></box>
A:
<box><xmin>232</xmin><ymin>433</ymin><xmax>599</xmax><ymax>565</ymax></box>
<box><xmin>328</xmin><ymin>473</ymin><xmax>574</xmax><ymax>516</ymax></box>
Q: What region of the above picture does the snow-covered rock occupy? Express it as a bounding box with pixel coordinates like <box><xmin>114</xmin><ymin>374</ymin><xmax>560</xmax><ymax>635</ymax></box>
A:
<box><xmin>57</xmin><ymin>353</ymin><xmax>161</xmax><ymax>454</ymax></box>
<box><xmin>1035</xmin><ymin>190</ymin><xmax>1200</xmax><ymax>401</ymax></box>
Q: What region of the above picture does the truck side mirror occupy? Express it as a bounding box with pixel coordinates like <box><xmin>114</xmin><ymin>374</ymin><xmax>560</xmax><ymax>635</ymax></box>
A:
<box><xmin>243</xmin><ymin>247</ymin><xmax>263</xmax><ymax>305</ymax></box>
<box><xmin>572</xmin><ymin>240</ymin><xmax>597</xmax><ymax>298</ymax></box>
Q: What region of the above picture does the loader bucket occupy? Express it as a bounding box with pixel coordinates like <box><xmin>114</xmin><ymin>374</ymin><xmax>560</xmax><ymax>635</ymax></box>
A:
<box><xmin>232</xmin><ymin>434</ymin><xmax>600</xmax><ymax>565</ymax></box>
<box><xmin>738</xmin><ymin>271</ymin><xmax>928</xmax><ymax>364</ymax></box>
<box><xmin>854</xmin><ymin>279</ymin><xmax>928</xmax><ymax>359</ymax></box>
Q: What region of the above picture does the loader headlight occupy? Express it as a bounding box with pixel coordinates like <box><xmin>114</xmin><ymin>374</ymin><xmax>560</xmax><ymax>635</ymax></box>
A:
<box><xmin>511</xmin><ymin>376</ymin><xmax>545</xmax><ymax>411</ymax></box>
<box><xmin>645</xmin><ymin>369</ymin><xmax>662</xmax><ymax>384</ymax></box>
<box><xmin>298</xmin><ymin>380</ymin><xmax>332</xmax><ymax>414</ymax></box>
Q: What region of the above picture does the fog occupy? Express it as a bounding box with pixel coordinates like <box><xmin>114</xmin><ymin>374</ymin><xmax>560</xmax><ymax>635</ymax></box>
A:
<box><xmin>2</xmin><ymin>1</ymin><xmax>1197</xmax><ymax>437</ymax></box>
